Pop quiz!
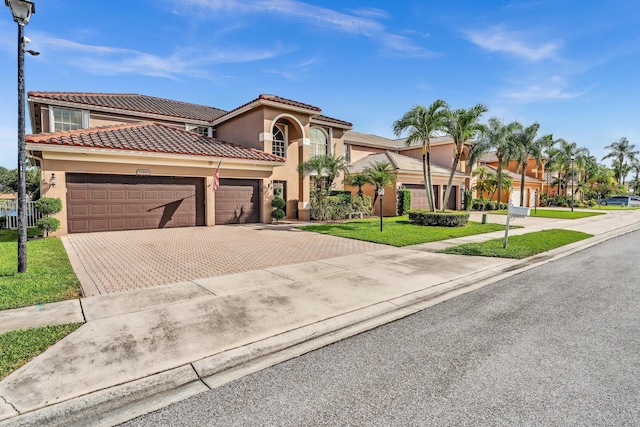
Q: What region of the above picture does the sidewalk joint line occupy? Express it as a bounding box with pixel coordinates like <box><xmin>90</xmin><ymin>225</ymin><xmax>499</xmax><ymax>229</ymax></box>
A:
<box><xmin>78</xmin><ymin>298</ymin><xmax>87</xmax><ymax>323</ymax></box>
<box><xmin>191</xmin><ymin>363</ymin><xmax>211</xmax><ymax>390</ymax></box>
<box><xmin>190</xmin><ymin>281</ymin><xmax>216</xmax><ymax>296</ymax></box>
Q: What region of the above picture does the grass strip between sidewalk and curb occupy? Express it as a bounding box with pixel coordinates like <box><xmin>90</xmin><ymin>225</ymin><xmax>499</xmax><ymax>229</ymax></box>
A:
<box><xmin>0</xmin><ymin>323</ymin><xmax>83</xmax><ymax>380</ymax></box>
<box><xmin>438</xmin><ymin>229</ymin><xmax>593</xmax><ymax>259</ymax></box>
<box><xmin>0</xmin><ymin>230</ymin><xmax>81</xmax><ymax>311</ymax></box>
<box><xmin>487</xmin><ymin>209</ymin><xmax>605</xmax><ymax>219</ymax></box>
<box><xmin>299</xmin><ymin>216</ymin><xmax>510</xmax><ymax>247</ymax></box>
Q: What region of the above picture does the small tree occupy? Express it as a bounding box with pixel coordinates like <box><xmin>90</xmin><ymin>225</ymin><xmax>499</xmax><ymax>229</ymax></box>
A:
<box><xmin>344</xmin><ymin>172</ymin><xmax>371</xmax><ymax>197</ymax></box>
<box><xmin>363</xmin><ymin>161</ymin><xmax>396</xmax><ymax>215</ymax></box>
<box><xmin>270</xmin><ymin>186</ymin><xmax>286</xmax><ymax>224</ymax></box>
<box><xmin>35</xmin><ymin>197</ymin><xmax>62</xmax><ymax>236</ymax></box>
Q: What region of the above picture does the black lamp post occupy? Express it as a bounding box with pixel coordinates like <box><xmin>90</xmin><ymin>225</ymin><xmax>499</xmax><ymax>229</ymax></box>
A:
<box><xmin>570</xmin><ymin>155</ymin><xmax>575</xmax><ymax>212</ymax></box>
<box><xmin>378</xmin><ymin>187</ymin><xmax>385</xmax><ymax>232</ymax></box>
<box><xmin>5</xmin><ymin>0</ymin><xmax>36</xmax><ymax>273</ymax></box>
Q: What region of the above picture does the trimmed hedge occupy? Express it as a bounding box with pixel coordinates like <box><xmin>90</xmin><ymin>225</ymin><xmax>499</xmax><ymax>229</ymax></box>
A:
<box><xmin>408</xmin><ymin>210</ymin><xmax>470</xmax><ymax>227</ymax></box>
<box><xmin>397</xmin><ymin>189</ymin><xmax>412</xmax><ymax>216</ymax></box>
<box><xmin>310</xmin><ymin>194</ymin><xmax>373</xmax><ymax>220</ymax></box>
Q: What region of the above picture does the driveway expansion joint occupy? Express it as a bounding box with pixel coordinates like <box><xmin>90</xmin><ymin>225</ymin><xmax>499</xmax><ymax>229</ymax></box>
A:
<box><xmin>190</xmin><ymin>364</ymin><xmax>211</xmax><ymax>390</ymax></box>
<box><xmin>0</xmin><ymin>394</ymin><xmax>18</xmax><ymax>414</ymax></box>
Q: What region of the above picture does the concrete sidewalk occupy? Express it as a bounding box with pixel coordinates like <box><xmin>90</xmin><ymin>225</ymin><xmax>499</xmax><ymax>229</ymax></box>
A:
<box><xmin>1</xmin><ymin>210</ymin><xmax>639</xmax><ymax>427</ymax></box>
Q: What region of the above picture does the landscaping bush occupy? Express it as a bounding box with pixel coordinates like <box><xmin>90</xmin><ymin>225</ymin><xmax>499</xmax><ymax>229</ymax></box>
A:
<box><xmin>351</xmin><ymin>194</ymin><xmax>372</xmax><ymax>215</ymax></box>
<box><xmin>486</xmin><ymin>201</ymin><xmax>497</xmax><ymax>210</ymax></box>
<box><xmin>270</xmin><ymin>187</ymin><xmax>286</xmax><ymax>223</ymax></box>
<box><xmin>463</xmin><ymin>190</ymin><xmax>473</xmax><ymax>211</ymax></box>
<box><xmin>34</xmin><ymin>198</ymin><xmax>62</xmax><ymax>216</ymax></box>
<box><xmin>408</xmin><ymin>210</ymin><xmax>470</xmax><ymax>227</ymax></box>
<box><xmin>36</xmin><ymin>217</ymin><xmax>61</xmax><ymax>235</ymax></box>
<box><xmin>499</xmin><ymin>202</ymin><xmax>507</xmax><ymax>210</ymax></box>
<box><xmin>396</xmin><ymin>189</ymin><xmax>411</xmax><ymax>216</ymax></box>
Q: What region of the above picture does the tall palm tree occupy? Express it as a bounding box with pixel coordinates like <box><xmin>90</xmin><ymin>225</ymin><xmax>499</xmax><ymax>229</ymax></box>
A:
<box><xmin>476</xmin><ymin>117</ymin><xmax>521</xmax><ymax>207</ymax></box>
<box><xmin>547</xmin><ymin>140</ymin><xmax>589</xmax><ymax>196</ymax></box>
<box><xmin>471</xmin><ymin>166</ymin><xmax>492</xmax><ymax>199</ymax></box>
<box><xmin>363</xmin><ymin>161</ymin><xmax>396</xmax><ymax>214</ymax></box>
<box><xmin>442</xmin><ymin>103</ymin><xmax>488</xmax><ymax>212</ymax></box>
<box><xmin>392</xmin><ymin>100</ymin><xmax>449</xmax><ymax>212</ymax></box>
<box><xmin>512</xmin><ymin>121</ymin><xmax>553</xmax><ymax>205</ymax></box>
<box><xmin>629</xmin><ymin>158</ymin><xmax>640</xmax><ymax>195</ymax></box>
<box><xmin>602</xmin><ymin>137</ymin><xmax>639</xmax><ymax>185</ymax></box>
<box><xmin>297</xmin><ymin>154</ymin><xmax>349</xmax><ymax>194</ymax></box>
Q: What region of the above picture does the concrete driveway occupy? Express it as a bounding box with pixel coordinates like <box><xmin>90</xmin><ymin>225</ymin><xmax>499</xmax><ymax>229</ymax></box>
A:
<box><xmin>62</xmin><ymin>225</ymin><xmax>388</xmax><ymax>296</ymax></box>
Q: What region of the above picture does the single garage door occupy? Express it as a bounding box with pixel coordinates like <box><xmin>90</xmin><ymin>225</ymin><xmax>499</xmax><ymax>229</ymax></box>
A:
<box><xmin>404</xmin><ymin>184</ymin><xmax>439</xmax><ymax>210</ymax></box>
<box><xmin>66</xmin><ymin>174</ymin><xmax>205</xmax><ymax>233</ymax></box>
<box><xmin>215</xmin><ymin>178</ymin><xmax>261</xmax><ymax>224</ymax></box>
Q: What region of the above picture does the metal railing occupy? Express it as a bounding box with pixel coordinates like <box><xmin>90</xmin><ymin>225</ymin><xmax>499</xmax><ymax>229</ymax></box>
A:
<box><xmin>0</xmin><ymin>200</ymin><xmax>42</xmax><ymax>229</ymax></box>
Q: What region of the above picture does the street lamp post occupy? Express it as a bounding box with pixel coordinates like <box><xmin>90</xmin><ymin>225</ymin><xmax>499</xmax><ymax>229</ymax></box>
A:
<box><xmin>570</xmin><ymin>155</ymin><xmax>575</xmax><ymax>212</ymax></box>
<box><xmin>378</xmin><ymin>187</ymin><xmax>385</xmax><ymax>232</ymax></box>
<box><xmin>5</xmin><ymin>0</ymin><xmax>36</xmax><ymax>273</ymax></box>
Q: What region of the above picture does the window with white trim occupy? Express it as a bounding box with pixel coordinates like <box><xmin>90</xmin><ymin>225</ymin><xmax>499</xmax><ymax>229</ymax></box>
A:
<box><xmin>51</xmin><ymin>107</ymin><xmax>88</xmax><ymax>131</ymax></box>
<box><xmin>186</xmin><ymin>125</ymin><xmax>212</xmax><ymax>137</ymax></box>
<box><xmin>272</xmin><ymin>124</ymin><xmax>286</xmax><ymax>158</ymax></box>
<box><xmin>310</xmin><ymin>127</ymin><xmax>328</xmax><ymax>158</ymax></box>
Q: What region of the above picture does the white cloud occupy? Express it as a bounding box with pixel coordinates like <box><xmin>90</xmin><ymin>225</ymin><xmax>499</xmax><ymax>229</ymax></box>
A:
<box><xmin>177</xmin><ymin>0</ymin><xmax>436</xmax><ymax>58</ymax></box>
<box><xmin>25</xmin><ymin>32</ymin><xmax>289</xmax><ymax>80</ymax></box>
<box><xmin>464</xmin><ymin>25</ymin><xmax>560</xmax><ymax>62</ymax></box>
<box><xmin>501</xmin><ymin>76</ymin><xmax>592</xmax><ymax>102</ymax></box>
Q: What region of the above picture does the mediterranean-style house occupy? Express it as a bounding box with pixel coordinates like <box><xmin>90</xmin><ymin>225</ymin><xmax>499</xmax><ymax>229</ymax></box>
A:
<box><xmin>26</xmin><ymin>92</ymin><xmax>470</xmax><ymax>235</ymax></box>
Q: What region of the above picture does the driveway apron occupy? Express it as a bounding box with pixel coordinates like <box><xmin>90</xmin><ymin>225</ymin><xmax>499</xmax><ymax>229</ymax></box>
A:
<box><xmin>63</xmin><ymin>225</ymin><xmax>388</xmax><ymax>296</ymax></box>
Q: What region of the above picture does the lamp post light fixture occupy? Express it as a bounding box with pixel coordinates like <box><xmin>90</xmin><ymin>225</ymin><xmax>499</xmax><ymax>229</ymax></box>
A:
<box><xmin>5</xmin><ymin>0</ymin><xmax>36</xmax><ymax>273</ymax></box>
<box><xmin>570</xmin><ymin>155</ymin><xmax>575</xmax><ymax>212</ymax></box>
<box><xmin>377</xmin><ymin>187</ymin><xmax>385</xmax><ymax>232</ymax></box>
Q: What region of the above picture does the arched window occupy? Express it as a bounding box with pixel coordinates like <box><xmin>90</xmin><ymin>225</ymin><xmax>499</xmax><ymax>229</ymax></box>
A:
<box><xmin>310</xmin><ymin>128</ymin><xmax>328</xmax><ymax>158</ymax></box>
<box><xmin>272</xmin><ymin>125</ymin><xmax>286</xmax><ymax>158</ymax></box>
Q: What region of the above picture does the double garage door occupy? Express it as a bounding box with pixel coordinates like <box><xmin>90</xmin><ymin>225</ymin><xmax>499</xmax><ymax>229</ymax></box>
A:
<box><xmin>66</xmin><ymin>174</ymin><xmax>261</xmax><ymax>233</ymax></box>
<box><xmin>66</xmin><ymin>174</ymin><xmax>205</xmax><ymax>233</ymax></box>
<box><xmin>404</xmin><ymin>184</ymin><xmax>457</xmax><ymax>210</ymax></box>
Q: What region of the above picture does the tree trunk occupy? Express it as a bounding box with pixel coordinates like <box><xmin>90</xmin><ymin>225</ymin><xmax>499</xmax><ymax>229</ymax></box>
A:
<box><xmin>496</xmin><ymin>157</ymin><xmax>503</xmax><ymax>209</ymax></box>
<box><xmin>425</xmin><ymin>152</ymin><xmax>436</xmax><ymax>212</ymax></box>
<box><xmin>520</xmin><ymin>160</ymin><xmax>526</xmax><ymax>206</ymax></box>
<box><xmin>442</xmin><ymin>144</ymin><xmax>461</xmax><ymax>212</ymax></box>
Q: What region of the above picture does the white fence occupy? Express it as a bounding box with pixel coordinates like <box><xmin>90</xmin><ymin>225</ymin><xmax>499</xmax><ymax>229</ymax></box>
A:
<box><xmin>0</xmin><ymin>200</ymin><xmax>42</xmax><ymax>229</ymax></box>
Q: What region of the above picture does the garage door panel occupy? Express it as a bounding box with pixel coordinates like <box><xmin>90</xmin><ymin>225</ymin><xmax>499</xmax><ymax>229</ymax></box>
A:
<box><xmin>66</xmin><ymin>174</ymin><xmax>205</xmax><ymax>233</ymax></box>
<box><xmin>215</xmin><ymin>179</ymin><xmax>260</xmax><ymax>224</ymax></box>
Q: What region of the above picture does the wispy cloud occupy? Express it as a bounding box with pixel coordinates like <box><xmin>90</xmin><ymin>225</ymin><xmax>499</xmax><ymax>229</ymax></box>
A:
<box><xmin>25</xmin><ymin>32</ymin><xmax>289</xmax><ymax>80</ymax></box>
<box><xmin>177</xmin><ymin>0</ymin><xmax>436</xmax><ymax>58</ymax></box>
<box><xmin>501</xmin><ymin>76</ymin><xmax>592</xmax><ymax>102</ymax></box>
<box><xmin>463</xmin><ymin>25</ymin><xmax>560</xmax><ymax>61</ymax></box>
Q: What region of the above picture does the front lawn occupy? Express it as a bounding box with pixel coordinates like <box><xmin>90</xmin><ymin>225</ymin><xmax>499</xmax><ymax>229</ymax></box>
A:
<box><xmin>439</xmin><ymin>229</ymin><xmax>593</xmax><ymax>259</ymax></box>
<box><xmin>0</xmin><ymin>234</ymin><xmax>81</xmax><ymax>311</ymax></box>
<box><xmin>488</xmin><ymin>209</ymin><xmax>605</xmax><ymax>220</ymax></box>
<box><xmin>0</xmin><ymin>228</ymin><xmax>43</xmax><ymax>243</ymax></box>
<box><xmin>0</xmin><ymin>323</ymin><xmax>82</xmax><ymax>380</ymax></box>
<box><xmin>299</xmin><ymin>216</ymin><xmax>507</xmax><ymax>247</ymax></box>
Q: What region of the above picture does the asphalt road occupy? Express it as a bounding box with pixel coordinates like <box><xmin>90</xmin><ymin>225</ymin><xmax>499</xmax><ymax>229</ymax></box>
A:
<box><xmin>124</xmin><ymin>230</ymin><xmax>640</xmax><ymax>426</ymax></box>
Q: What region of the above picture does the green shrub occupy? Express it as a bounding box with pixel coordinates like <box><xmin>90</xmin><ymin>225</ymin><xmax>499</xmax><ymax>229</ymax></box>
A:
<box><xmin>351</xmin><ymin>195</ymin><xmax>372</xmax><ymax>214</ymax></box>
<box><xmin>463</xmin><ymin>190</ymin><xmax>473</xmax><ymax>211</ymax></box>
<box><xmin>35</xmin><ymin>198</ymin><xmax>62</xmax><ymax>216</ymax></box>
<box><xmin>396</xmin><ymin>189</ymin><xmax>412</xmax><ymax>216</ymax></box>
<box><xmin>36</xmin><ymin>217</ymin><xmax>60</xmax><ymax>235</ymax></box>
<box><xmin>499</xmin><ymin>202</ymin><xmax>507</xmax><ymax>210</ymax></box>
<box><xmin>408</xmin><ymin>210</ymin><xmax>470</xmax><ymax>227</ymax></box>
<box><xmin>486</xmin><ymin>201</ymin><xmax>497</xmax><ymax>210</ymax></box>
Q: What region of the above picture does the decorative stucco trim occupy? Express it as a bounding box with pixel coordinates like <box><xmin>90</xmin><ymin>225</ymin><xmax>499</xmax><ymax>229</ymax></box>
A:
<box><xmin>259</xmin><ymin>132</ymin><xmax>273</xmax><ymax>142</ymax></box>
<box><xmin>300</xmin><ymin>138</ymin><xmax>310</xmax><ymax>147</ymax></box>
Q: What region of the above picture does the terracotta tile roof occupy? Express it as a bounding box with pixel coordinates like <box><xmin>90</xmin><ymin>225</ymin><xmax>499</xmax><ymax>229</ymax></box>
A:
<box><xmin>311</xmin><ymin>115</ymin><xmax>352</xmax><ymax>128</ymax></box>
<box><xmin>215</xmin><ymin>94</ymin><xmax>322</xmax><ymax>123</ymax></box>
<box><xmin>26</xmin><ymin>122</ymin><xmax>285</xmax><ymax>163</ymax></box>
<box><xmin>28</xmin><ymin>92</ymin><xmax>227</xmax><ymax>122</ymax></box>
<box><xmin>481</xmin><ymin>164</ymin><xmax>545</xmax><ymax>183</ymax></box>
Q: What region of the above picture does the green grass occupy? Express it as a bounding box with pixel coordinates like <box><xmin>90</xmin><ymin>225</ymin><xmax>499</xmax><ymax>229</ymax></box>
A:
<box><xmin>0</xmin><ymin>228</ymin><xmax>43</xmax><ymax>243</ymax></box>
<box><xmin>0</xmin><ymin>237</ymin><xmax>81</xmax><ymax>311</ymax></box>
<box><xmin>439</xmin><ymin>229</ymin><xmax>593</xmax><ymax>259</ymax></box>
<box><xmin>299</xmin><ymin>216</ymin><xmax>508</xmax><ymax>247</ymax></box>
<box><xmin>0</xmin><ymin>323</ymin><xmax>82</xmax><ymax>380</ymax></box>
<box><xmin>587</xmin><ymin>205</ymin><xmax>640</xmax><ymax>211</ymax></box>
<box><xmin>487</xmin><ymin>209</ymin><xmax>605</xmax><ymax>219</ymax></box>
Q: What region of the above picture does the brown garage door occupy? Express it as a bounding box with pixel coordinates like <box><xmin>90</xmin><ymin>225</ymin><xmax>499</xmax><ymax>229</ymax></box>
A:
<box><xmin>66</xmin><ymin>174</ymin><xmax>205</xmax><ymax>233</ymax></box>
<box><xmin>404</xmin><ymin>184</ymin><xmax>439</xmax><ymax>210</ymax></box>
<box><xmin>215</xmin><ymin>178</ymin><xmax>261</xmax><ymax>224</ymax></box>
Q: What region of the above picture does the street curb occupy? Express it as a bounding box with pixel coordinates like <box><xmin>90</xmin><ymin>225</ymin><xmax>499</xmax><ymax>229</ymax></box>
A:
<box><xmin>3</xmin><ymin>220</ymin><xmax>639</xmax><ymax>427</ymax></box>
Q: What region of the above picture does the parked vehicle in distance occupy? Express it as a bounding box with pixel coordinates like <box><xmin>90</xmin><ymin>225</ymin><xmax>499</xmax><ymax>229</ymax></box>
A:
<box><xmin>599</xmin><ymin>195</ymin><xmax>640</xmax><ymax>206</ymax></box>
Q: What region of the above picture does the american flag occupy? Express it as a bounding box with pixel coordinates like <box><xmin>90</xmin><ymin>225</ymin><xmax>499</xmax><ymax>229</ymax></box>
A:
<box><xmin>212</xmin><ymin>159</ymin><xmax>221</xmax><ymax>191</ymax></box>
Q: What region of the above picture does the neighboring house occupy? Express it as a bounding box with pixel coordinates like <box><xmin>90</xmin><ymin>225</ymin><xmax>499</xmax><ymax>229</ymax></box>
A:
<box><xmin>344</xmin><ymin>131</ymin><xmax>471</xmax><ymax>214</ymax></box>
<box><xmin>477</xmin><ymin>152</ymin><xmax>546</xmax><ymax>207</ymax></box>
<box><xmin>26</xmin><ymin>92</ymin><xmax>352</xmax><ymax>235</ymax></box>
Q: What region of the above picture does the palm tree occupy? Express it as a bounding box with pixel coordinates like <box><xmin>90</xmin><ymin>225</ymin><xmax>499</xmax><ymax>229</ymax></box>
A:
<box><xmin>629</xmin><ymin>158</ymin><xmax>640</xmax><ymax>195</ymax></box>
<box><xmin>602</xmin><ymin>137</ymin><xmax>639</xmax><ymax>185</ymax></box>
<box><xmin>363</xmin><ymin>161</ymin><xmax>396</xmax><ymax>214</ymax></box>
<box><xmin>344</xmin><ymin>172</ymin><xmax>370</xmax><ymax>197</ymax></box>
<box><xmin>297</xmin><ymin>154</ymin><xmax>349</xmax><ymax>194</ymax></box>
<box><xmin>471</xmin><ymin>166</ymin><xmax>492</xmax><ymax>199</ymax></box>
<box><xmin>476</xmin><ymin>117</ymin><xmax>521</xmax><ymax>208</ymax></box>
<box><xmin>442</xmin><ymin>103</ymin><xmax>488</xmax><ymax>212</ymax></box>
<box><xmin>512</xmin><ymin>122</ymin><xmax>553</xmax><ymax>205</ymax></box>
<box><xmin>393</xmin><ymin>100</ymin><xmax>449</xmax><ymax>212</ymax></box>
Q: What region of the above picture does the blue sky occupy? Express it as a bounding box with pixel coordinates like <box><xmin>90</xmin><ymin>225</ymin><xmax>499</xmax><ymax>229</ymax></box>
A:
<box><xmin>1</xmin><ymin>0</ymin><xmax>639</xmax><ymax>169</ymax></box>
